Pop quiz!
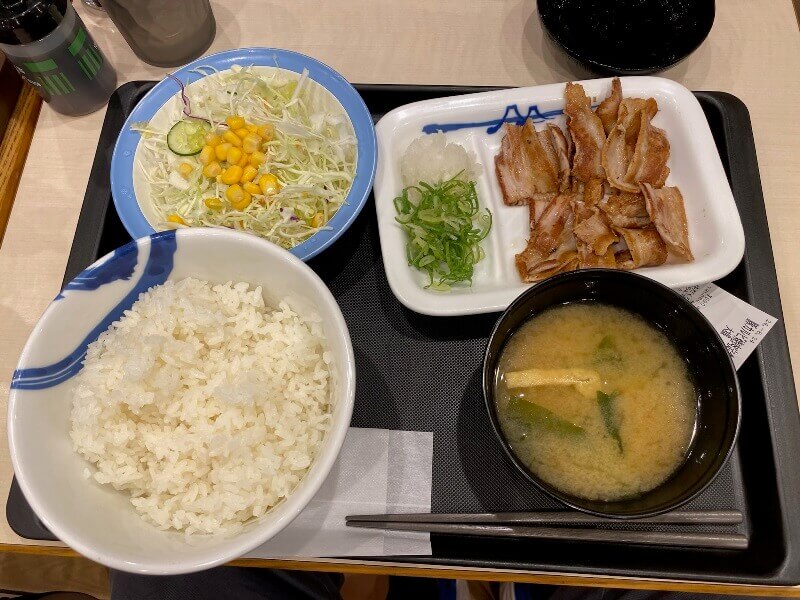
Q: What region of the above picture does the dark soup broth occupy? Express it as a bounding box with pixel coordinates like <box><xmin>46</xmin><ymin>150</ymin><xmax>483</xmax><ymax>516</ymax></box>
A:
<box><xmin>495</xmin><ymin>303</ymin><xmax>697</xmax><ymax>501</ymax></box>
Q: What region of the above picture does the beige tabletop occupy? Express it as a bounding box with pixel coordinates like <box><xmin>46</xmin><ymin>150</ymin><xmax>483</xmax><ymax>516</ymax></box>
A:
<box><xmin>1</xmin><ymin>0</ymin><xmax>800</xmax><ymax>593</ymax></box>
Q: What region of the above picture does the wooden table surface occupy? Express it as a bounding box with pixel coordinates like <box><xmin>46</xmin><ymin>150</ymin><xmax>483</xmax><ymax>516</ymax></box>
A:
<box><xmin>1</xmin><ymin>0</ymin><xmax>800</xmax><ymax>594</ymax></box>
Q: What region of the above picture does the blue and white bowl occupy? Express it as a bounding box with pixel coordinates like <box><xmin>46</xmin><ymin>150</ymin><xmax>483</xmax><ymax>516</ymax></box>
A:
<box><xmin>8</xmin><ymin>228</ymin><xmax>355</xmax><ymax>574</ymax></box>
<box><xmin>111</xmin><ymin>47</ymin><xmax>377</xmax><ymax>262</ymax></box>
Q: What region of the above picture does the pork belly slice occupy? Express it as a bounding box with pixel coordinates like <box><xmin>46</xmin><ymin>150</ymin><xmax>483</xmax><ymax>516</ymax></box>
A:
<box><xmin>602</xmin><ymin>98</ymin><xmax>663</xmax><ymax>193</ymax></box>
<box><xmin>578</xmin><ymin>244</ymin><xmax>617</xmax><ymax>269</ymax></box>
<box><xmin>625</xmin><ymin>110</ymin><xmax>670</xmax><ymax>189</ymax></box>
<box><xmin>495</xmin><ymin>123</ymin><xmax>539</xmax><ymax>205</ymax></box>
<box><xmin>599</xmin><ymin>192</ymin><xmax>651</xmax><ymax>229</ymax></box>
<box><xmin>515</xmin><ymin>193</ymin><xmax>578</xmax><ymax>282</ymax></box>
<box><xmin>602</xmin><ymin>123</ymin><xmax>634</xmax><ymax>193</ymax></box>
<box><xmin>547</xmin><ymin>123</ymin><xmax>572</xmax><ymax>192</ymax></box>
<box><xmin>517</xmin><ymin>249</ymin><xmax>580</xmax><ymax>282</ymax></box>
<box><xmin>596</xmin><ymin>77</ymin><xmax>622</xmax><ymax>135</ymax></box>
<box><xmin>582</xmin><ymin>178</ymin><xmax>604</xmax><ymax>205</ymax></box>
<box><xmin>615</xmin><ymin>226</ymin><xmax>668</xmax><ymax>268</ymax></box>
<box><xmin>641</xmin><ymin>183</ymin><xmax>694</xmax><ymax>261</ymax></box>
<box><xmin>495</xmin><ymin>121</ymin><xmax>568</xmax><ymax>206</ymax></box>
<box><xmin>565</xmin><ymin>82</ymin><xmax>606</xmax><ymax>182</ymax></box>
<box><xmin>572</xmin><ymin>198</ymin><xmax>618</xmax><ymax>256</ymax></box>
<box><xmin>615</xmin><ymin>249</ymin><xmax>635</xmax><ymax>270</ymax></box>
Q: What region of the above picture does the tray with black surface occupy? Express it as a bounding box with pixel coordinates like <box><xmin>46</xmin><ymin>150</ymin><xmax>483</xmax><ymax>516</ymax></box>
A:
<box><xmin>7</xmin><ymin>82</ymin><xmax>800</xmax><ymax>585</ymax></box>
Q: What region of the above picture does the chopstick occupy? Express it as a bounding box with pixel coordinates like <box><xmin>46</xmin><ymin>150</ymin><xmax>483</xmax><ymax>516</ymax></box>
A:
<box><xmin>346</xmin><ymin>510</ymin><xmax>743</xmax><ymax>526</ymax></box>
<box><xmin>345</xmin><ymin>520</ymin><xmax>748</xmax><ymax>550</ymax></box>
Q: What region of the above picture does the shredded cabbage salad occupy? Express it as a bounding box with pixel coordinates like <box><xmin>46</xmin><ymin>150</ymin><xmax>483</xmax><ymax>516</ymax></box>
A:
<box><xmin>133</xmin><ymin>65</ymin><xmax>356</xmax><ymax>248</ymax></box>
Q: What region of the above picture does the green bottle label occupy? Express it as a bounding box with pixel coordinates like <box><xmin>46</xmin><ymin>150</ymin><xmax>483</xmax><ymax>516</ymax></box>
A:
<box><xmin>67</xmin><ymin>27</ymin><xmax>104</xmax><ymax>80</ymax></box>
<box><xmin>20</xmin><ymin>27</ymin><xmax>103</xmax><ymax>97</ymax></box>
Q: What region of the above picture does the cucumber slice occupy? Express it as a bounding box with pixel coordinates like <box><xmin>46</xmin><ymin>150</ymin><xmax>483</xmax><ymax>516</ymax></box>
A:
<box><xmin>167</xmin><ymin>120</ymin><xmax>210</xmax><ymax>156</ymax></box>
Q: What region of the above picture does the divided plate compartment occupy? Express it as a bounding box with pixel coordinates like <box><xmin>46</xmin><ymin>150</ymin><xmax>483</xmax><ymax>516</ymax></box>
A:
<box><xmin>7</xmin><ymin>83</ymin><xmax>800</xmax><ymax>585</ymax></box>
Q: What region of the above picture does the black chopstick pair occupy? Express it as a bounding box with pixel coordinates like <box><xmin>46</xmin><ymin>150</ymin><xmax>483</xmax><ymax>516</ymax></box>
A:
<box><xmin>345</xmin><ymin>510</ymin><xmax>747</xmax><ymax>550</ymax></box>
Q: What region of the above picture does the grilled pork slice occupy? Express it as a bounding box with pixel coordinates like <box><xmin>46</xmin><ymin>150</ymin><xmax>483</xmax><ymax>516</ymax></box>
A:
<box><xmin>595</xmin><ymin>77</ymin><xmax>622</xmax><ymax>135</ymax></box>
<box><xmin>599</xmin><ymin>192</ymin><xmax>651</xmax><ymax>229</ymax></box>
<box><xmin>565</xmin><ymin>82</ymin><xmax>607</xmax><ymax>183</ymax></box>
<box><xmin>602</xmin><ymin>98</ymin><xmax>664</xmax><ymax>193</ymax></box>
<box><xmin>515</xmin><ymin>193</ymin><xmax>579</xmax><ymax>282</ymax></box>
<box><xmin>641</xmin><ymin>183</ymin><xmax>693</xmax><ymax>261</ymax></box>
<box><xmin>495</xmin><ymin>121</ymin><xmax>572</xmax><ymax>207</ymax></box>
<box><xmin>615</xmin><ymin>226</ymin><xmax>668</xmax><ymax>268</ymax></box>
<box><xmin>572</xmin><ymin>199</ymin><xmax>618</xmax><ymax>256</ymax></box>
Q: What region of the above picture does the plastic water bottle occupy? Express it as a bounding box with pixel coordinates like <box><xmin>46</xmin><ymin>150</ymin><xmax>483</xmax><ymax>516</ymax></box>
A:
<box><xmin>0</xmin><ymin>0</ymin><xmax>117</xmax><ymax>116</ymax></box>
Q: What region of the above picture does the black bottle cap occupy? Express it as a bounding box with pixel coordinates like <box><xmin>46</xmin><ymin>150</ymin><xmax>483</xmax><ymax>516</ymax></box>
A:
<box><xmin>0</xmin><ymin>0</ymin><xmax>67</xmax><ymax>45</ymax></box>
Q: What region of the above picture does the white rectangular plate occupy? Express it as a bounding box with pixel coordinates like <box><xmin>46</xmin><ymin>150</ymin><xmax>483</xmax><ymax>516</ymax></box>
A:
<box><xmin>373</xmin><ymin>77</ymin><xmax>745</xmax><ymax>316</ymax></box>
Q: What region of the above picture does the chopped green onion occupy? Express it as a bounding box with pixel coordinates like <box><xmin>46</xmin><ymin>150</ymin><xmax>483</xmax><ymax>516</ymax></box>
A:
<box><xmin>393</xmin><ymin>175</ymin><xmax>491</xmax><ymax>290</ymax></box>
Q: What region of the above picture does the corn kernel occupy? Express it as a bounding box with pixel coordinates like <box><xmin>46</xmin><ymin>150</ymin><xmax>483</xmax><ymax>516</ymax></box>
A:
<box><xmin>226</xmin><ymin>146</ymin><xmax>243</xmax><ymax>165</ymax></box>
<box><xmin>225</xmin><ymin>183</ymin><xmax>243</xmax><ymax>201</ymax></box>
<box><xmin>257</xmin><ymin>124</ymin><xmax>274</xmax><ymax>140</ymax></box>
<box><xmin>249</xmin><ymin>151</ymin><xmax>266</xmax><ymax>167</ymax></box>
<box><xmin>234</xmin><ymin>127</ymin><xmax>250</xmax><ymax>139</ymax></box>
<box><xmin>167</xmin><ymin>214</ymin><xmax>186</xmax><ymax>225</ymax></box>
<box><xmin>237</xmin><ymin>153</ymin><xmax>249</xmax><ymax>168</ymax></box>
<box><xmin>202</xmin><ymin>161</ymin><xmax>222</xmax><ymax>178</ymax></box>
<box><xmin>225</xmin><ymin>116</ymin><xmax>245</xmax><ymax>130</ymax></box>
<box><xmin>220</xmin><ymin>165</ymin><xmax>243</xmax><ymax>185</ymax></box>
<box><xmin>246</xmin><ymin>124</ymin><xmax>258</xmax><ymax>133</ymax></box>
<box><xmin>178</xmin><ymin>162</ymin><xmax>194</xmax><ymax>179</ymax></box>
<box><xmin>199</xmin><ymin>145</ymin><xmax>215</xmax><ymax>165</ymax></box>
<box><xmin>204</xmin><ymin>197</ymin><xmax>223</xmax><ymax>210</ymax></box>
<box><xmin>215</xmin><ymin>142</ymin><xmax>232</xmax><ymax>161</ymax></box>
<box><xmin>223</xmin><ymin>130</ymin><xmax>242</xmax><ymax>147</ymax></box>
<box><xmin>310</xmin><ymin>212</ymin><xmax>324</xmax><ymax>228</ymax></box>
<box><xmin>243</xmin><ymin>182</ymin><xmax>261</xmax><ymax>195</ymax></box>
<box><xmin>241</xmin><ymin>165</ymin><xmax>258</xmax><ymax>183</ymax></box>
<box><xmin>204</xmin><ymin>133</ymin><xmax>222</xmax><ymax>147</ymax></box>
<box><xmin>231</xmin><ymin>193</ymin><xmax>252</xmax><ymax>211</ymax></box>
<box><xmin>242</xmin><ymin>134</ymin><xmax>261</xmax><ymax>154</ymax></box>
<box><xmin>225</xmin><ymin>184</ymin><xmax>252</xmax><ymax>210</ymax></box>
<box><xmin>258</xmin><ymin>173</ymin><xmax>280</xmax><ymax>196</ymax></box>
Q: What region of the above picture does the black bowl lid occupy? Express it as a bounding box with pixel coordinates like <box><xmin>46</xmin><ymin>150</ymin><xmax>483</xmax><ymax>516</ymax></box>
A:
<box><xmin>538</xmin><ymin>0</ymin><xmax>715</xmax><ymax>75</ymax></box>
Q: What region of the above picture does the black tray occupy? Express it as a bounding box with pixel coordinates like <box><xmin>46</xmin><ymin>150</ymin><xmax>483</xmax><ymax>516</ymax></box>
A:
<box><xmin>8</xmin><ymin>83</ymin><xmax>800</xmax><ymax>586</ymax></box>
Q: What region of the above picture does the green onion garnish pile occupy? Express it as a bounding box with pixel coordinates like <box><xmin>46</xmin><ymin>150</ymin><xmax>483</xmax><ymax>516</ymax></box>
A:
<box><xmin>393</xmin><ymin>176</ymin><xmax>492</xmax><ymax>291</ymax></box>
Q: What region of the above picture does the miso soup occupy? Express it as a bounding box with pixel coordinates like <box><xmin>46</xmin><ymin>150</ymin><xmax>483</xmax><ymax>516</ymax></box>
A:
<box><xmin>495</xmin><ymin>303</ymin><xmax>697</xmax><ymax>501</ymax></box>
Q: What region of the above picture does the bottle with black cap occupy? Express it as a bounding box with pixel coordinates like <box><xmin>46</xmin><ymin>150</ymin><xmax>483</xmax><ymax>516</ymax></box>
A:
<box><xmin>0</xmin><ymin>0</ymin><xmax>116</xmax><ymax>116</ymax></box>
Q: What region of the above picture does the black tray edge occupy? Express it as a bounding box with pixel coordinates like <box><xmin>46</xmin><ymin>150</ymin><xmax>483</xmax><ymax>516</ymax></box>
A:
<box><xmin>697</xmin><ymin>91</ymin><xmax>800</xmax><ymax>583</ymax></box>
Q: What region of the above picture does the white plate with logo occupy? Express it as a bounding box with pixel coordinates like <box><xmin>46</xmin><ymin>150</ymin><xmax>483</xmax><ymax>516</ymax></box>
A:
<box><xmin>373</xmin><ymin>77</ymin><xmax>745</xmax><ymax>316</ymax></box>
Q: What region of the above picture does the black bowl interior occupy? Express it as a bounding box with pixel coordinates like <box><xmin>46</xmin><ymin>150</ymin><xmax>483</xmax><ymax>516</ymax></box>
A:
<box><xmin>537</xmin><ymin>0</ymin><xmax>715</xmax><ymax>75</ymax></box>
<box><xmin>483</xmin><ymin>269</ymin><xmax>741</xmax><ymax>518</ymax></box>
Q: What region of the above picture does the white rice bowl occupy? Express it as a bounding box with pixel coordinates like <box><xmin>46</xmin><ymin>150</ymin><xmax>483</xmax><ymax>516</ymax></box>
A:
<box><xmin>8</xmin><ymin>228</ymin><xmax>355</xmax><ymax>574</ymax></box>
<box><xmin>71</xmin><ymin>278</ymin><xmax>333</xmax><ymax>535</ymax></box>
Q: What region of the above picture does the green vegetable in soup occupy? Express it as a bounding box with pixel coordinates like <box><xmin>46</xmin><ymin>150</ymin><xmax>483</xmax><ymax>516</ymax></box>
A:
<box><xmin>507</xmin><ymin>396</ymin><xmax>585</xmax><ymax>437</ymax></box>
<box><xmin>594</xmin><ymin>335</ymin><xmax>622</xmax><ymax>365</ymax></box>
<box><xmin>597</xmin><ymin>390</ymin><xmax>623</xmax><ymax>452</ymax></box>
<box><xmin>598</xmin><ymin>335</ymin><xmax>615</xmax><ymax>350</ymax></box>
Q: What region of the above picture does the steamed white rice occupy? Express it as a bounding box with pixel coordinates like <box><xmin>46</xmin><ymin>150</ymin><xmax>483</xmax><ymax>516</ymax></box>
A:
<box><xmin>70</xmin><ymin>277</ymin><xmax>333</xmax><ymax>534</ymax></box>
